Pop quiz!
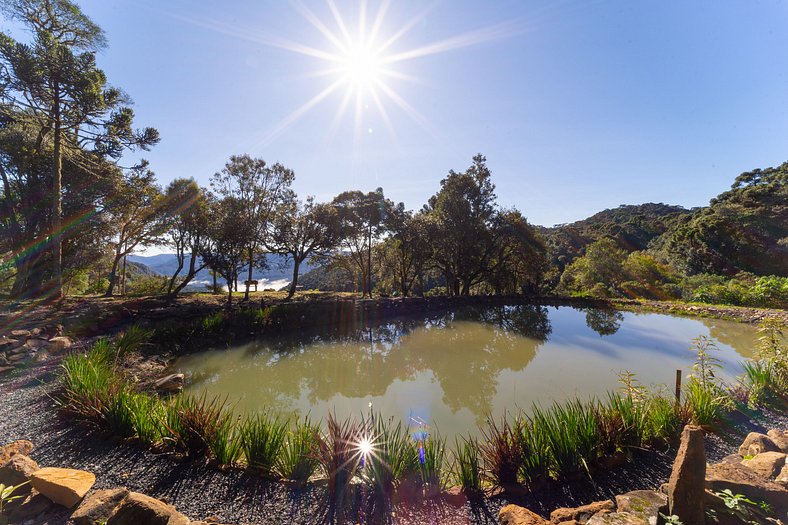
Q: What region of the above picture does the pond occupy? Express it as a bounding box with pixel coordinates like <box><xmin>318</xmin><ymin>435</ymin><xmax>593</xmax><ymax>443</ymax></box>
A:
<box><xmin>173</xmin><ymin>305</ymin><xmax>759</xmax><ymax>440</ymax></box>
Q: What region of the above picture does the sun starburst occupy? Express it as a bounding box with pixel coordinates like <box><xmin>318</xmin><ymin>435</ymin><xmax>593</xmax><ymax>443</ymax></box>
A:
<box><xmin>168</xmin><ymin>1</ymin><xmax>524</xmax><ymax>149</ymax></box>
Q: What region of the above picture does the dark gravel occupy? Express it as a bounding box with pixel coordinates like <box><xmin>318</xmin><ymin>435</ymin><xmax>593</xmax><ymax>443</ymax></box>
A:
<box><xmin>1</xmin><ymin>359</ymin><xmax>786</xmax><ymax>525</ymax></box>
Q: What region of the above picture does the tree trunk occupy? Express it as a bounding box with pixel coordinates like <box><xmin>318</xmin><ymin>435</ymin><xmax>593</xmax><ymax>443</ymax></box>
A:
<box><xmin>244</xmin><ymin>247</ymin><xmax>253</xmax><ymax>301</ymax></box>
<box><xmin>167</xmin><ymin>250</ymin><xmax>201</xmax><ymax>303</ymax></box>
<box><xmin>51</xmin><ymin>89</ymin><xmax>63</xmax><ymax>300</ymax></box>
<box><xmin>287</xmin><ymin>257</ymin><xmax>301</xmax><ymax>299</ymax></box>
<box><xmin>105</xmin><ymin>247</ymin><xmax>123</xmax><ymax>297</ymax></box>
<box><xmin>120</xmin><ymin>252</ymin><xmax>127</xmax><ymax>296</ymax></box>
<box><xmin>212</xmin><ymin>270</ymin><xmax>217</xmax><ymax>293</ymax></box>
<box><xmin>167</xmin><ymin>249</ymin><xmax>185</xmax><ymax>296</ymax></box>
<box><xmin>226</xmin><ymin>277</ymin><xmax>233</xmax><ymax>306</ymax></box>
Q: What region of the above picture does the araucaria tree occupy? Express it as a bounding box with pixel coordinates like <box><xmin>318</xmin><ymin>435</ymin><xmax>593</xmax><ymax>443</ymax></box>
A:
<box><xmin>0</xmin><ymin>0</ymin><xmax>158</xmax><ymax>299</ymax></box>
<box><xmin>210</xmin><ymin>154</ymin><xmax>294</xmax><ymax>301</ymax></box>
<box><xmin>267</xmin><ymin>196</ymin><xmax>339</xmax><ymax>299</ymax></box>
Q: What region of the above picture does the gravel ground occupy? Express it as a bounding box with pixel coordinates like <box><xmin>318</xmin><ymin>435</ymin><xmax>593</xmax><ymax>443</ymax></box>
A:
<box><xmin>1</xmin><ymin>359</ymin><xmax>786</xmax><ymax>525</ymax></box>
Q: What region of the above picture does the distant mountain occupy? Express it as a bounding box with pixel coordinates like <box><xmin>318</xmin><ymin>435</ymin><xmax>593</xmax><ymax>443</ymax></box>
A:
<box><xmin>538</xmin><ymin>203</ymin><xmax>691</xmax><ymax>270</ymax></box>
<box><xmin>127</xmin><ymin>253</ymin><xmax>310</xmax><ymax>288</ymax></box>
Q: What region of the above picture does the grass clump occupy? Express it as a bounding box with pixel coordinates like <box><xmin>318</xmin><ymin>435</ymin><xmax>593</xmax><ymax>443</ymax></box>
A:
<box><xmin>315</xmin><ymin>414</ymin><xmax>362</xmax><ymax>511</ymax></box>
<box><xmin>361</xmin><ymin>415</ymin><xmax>418</xmax><ymax>496</ymax></box>
<box><xmin>417</xmin><ymin>432</ymin><xmax>448</xmax><ymax>494</ymax></box>
<box><xmin>279</xmin><ymin>417</ymin><xmax>320</xmax><ymax>485</ymax></box>
<box><xmin>165</xmin><ymin>393</ymin><xmax>233</xmax><ymax>458</ymax></box>
<box><xmin>451</xmin><ymin>435</ymin><xmax>482</xmax><ymax>496</ymax></box>
<box><xmin>479</xmin><ymin>415</ymin><xmax>522</xmax><ymax>489</ymax></box>
<box><xmin>240</xmin><ymin>412</ymin><xmax>288</xmax><ymax>478</ymax></box>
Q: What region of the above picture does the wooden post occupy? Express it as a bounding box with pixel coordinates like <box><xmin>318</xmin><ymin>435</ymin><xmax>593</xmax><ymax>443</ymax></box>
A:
<box><xmin>675</xmin><ymin>369</ymin><xmax>682</xmax><ymax>407</ymax></box>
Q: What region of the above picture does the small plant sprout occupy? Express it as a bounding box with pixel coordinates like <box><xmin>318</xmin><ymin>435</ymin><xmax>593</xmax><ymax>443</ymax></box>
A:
<box><xmin>1</xmin><ymin>481</ymin><xmax>29</xmax><ymax>516</ymax></box>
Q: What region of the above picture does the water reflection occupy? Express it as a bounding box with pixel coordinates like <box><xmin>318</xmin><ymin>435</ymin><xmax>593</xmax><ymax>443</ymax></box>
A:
<box><xmin>175</xmin><ymin>305</ymin><xmax>758</xmax><ymax>440</ymax></box>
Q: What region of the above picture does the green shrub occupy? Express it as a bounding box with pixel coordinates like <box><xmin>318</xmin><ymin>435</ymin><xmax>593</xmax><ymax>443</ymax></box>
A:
<box><xmin>417</xmin><ymin>433</ymin><xmax>448</xmax><ymax>492</ymax></box>
<box><xmin>361</xmin><ymin>415</ymin><xmax>418</xmax><ymax>495</ymax></box>
<box><xmin>451</xmin><ymin>435</ymin><xmax>482</xmax><ymax>495</ymax></box>
<box><xmin>165</xmin><ymin>393</ymin><xmax>232</xmax><ymax>458</ymax></box>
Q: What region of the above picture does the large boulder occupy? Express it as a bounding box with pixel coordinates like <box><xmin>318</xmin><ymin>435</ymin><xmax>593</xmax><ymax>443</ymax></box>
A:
<box><xmin>667</xmin><ymin>425</ymin><xmax>706</xmax><ymax>525</ymax></box>
<box><xmin>499</xmin><ymin>504</ymin><xmax>548</xmax><ymax>525</ymax></box>
<box><xmin>106</xmin><ymin>492</ymin><xmax>189</xmax><ymax>525</ymax></box>
<box><xmin>30</xmin><ymin>467</ymin><xmax>95</xmax><ymax>508</ymax></box>
<box><xmin>153</xmin><ymin>374</ymin><xmax>184</xmax><ymax>394</ymax></box>
<box><xmin>46</xmin><ymin>336</ymin><xmax>72</xmax><ymax>354</ymax></box>
<box><xmin>741</xmin><ymin>451</ymin><xmax>786</xmax><ymax>479</ymax></box>
<box><xmin>766</xmin><ymin>429</ymin><xmax>788</xmax><ymax>453</ymax></box>
<box><xmin>0</xmin><ymin>440</ymin><xmax>33</xmax><ymax>464</ymax></box>
<box><xmin>706</xmin><ymin>461</ymin><xmax>788</xmax><ymax>516</ymax></box>
<box><xmin>550</xmin><ymin>500</ymin><xmax>615</xmax><ymax>524</ymax></box>
<box><xmin>585</xmin><ymin>512</ymin><xmax>648</xmax><ymax>525</ymax></box>
<box><xmin>0</xmin><ymin>454</ymin><xmax>38</xmax><ymax>490</ymax></box>
<box><xmin>738</xmin><ymin>432</ymin><xmax>779</xmax><ymax>457</ymax></box>
<box><xmin>614</xmin><ymin>490</ymin><xmax>666</xmax><ymax>523</ymax></box>
<box><xmin>70</xmin><ymin>487</ymin><xmax>130</xmax><ymax>525</ymax></box>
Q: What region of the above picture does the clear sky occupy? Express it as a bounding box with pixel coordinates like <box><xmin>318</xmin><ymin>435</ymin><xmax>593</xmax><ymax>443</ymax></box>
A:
<box><xmin>12</xmin><ymin>0</ymin><xmax>788</xmax><ymax>226</ymax></box>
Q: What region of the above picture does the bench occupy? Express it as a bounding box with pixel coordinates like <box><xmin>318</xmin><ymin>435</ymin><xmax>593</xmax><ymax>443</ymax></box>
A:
<box><xmin>244</xmin><ymin>280</ymin><xmax>259</xmax><ymax>292</ymax></box>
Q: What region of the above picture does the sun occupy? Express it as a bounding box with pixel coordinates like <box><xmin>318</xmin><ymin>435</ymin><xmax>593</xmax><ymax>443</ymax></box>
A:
<box><xmin>341</xmin><ymin>42</ymin><xmax>383</xmax><ymax>90</ymax></box>
<box><xmin>172</xmin><ymin>2</ymin><xmax>523</xmax><ymax>147</ymax></box>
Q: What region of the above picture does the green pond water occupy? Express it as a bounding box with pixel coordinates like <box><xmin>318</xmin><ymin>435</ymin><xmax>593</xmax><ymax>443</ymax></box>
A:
<box><xmin>173</xmin><ymin>305</ymin><xmax>759</xmax><ymax>440</ymax></box>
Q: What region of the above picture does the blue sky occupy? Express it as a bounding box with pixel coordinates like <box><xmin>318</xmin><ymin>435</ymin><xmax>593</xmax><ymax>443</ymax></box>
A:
<box><xmin>9</xmin><ymin>0</ymin><xmax>788</xmax><ymax>226</ymax></box>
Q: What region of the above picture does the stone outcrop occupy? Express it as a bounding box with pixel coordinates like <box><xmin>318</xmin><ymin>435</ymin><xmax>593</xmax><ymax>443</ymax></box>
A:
<box><xmin>154</xmin><ymin>373</ymin><xmax>184</xmax><ymax>394</ymax></box>
<box><xmin>614</xmin><ymin>490</ymin><xmax>666</xmax><ymax>523</ymax></box>
<box><xmin>30</xmin><ymin>467</ymin><xmax>96</xmax><ymax>508</ymax></box>
<box><xmin>706</xmin><ymin>461</ymin><xmax>788</xmax><ymax>516</ymax></box>
<box><xmin>46</xmin><ymin>335</ymin><xmax>72</xmax><ymax>353</ymax></box>
<box><xmin>585</xmin><ymin>512</ymin><xmax>647</xmax><ymax>525</ymax></box>
<box><xmin>0</xmin><ymin>454</ymin><xmax>38</xmax><ymax>490</ymax></box>
<box><xmin>499</xmin><ymin>504</ymin><xmax>548</xmax><ymax>525</ymax></box>
<box><xmin>741</xmin><ymin>451</ymin><xmax>786</xmax><ymax>479</ymax></box>
<box><xmin>0</xmin><ymin>440</ymin><xmax>33</xmax><ymax>464</ymax></box>
<box><xmin>70</xmin><ymin>487</ymin><xmax>131</xmax><ymax>525</ymax></box>
<box><xmin>667</xmin><ymin>425</ymin><xmax>706</xmax><ymax>525</ymax></box>
<box><xmin>738</xmin><ymin>432</ymin><xmax>779</xmax><ymax>457</ymax></box>
<box><xmin>767</xmin><ymin>429</ymin><xmax>788</xmax><ymax>453</ymax></box>
<box><xmin>106</xmin><ymin>491</ymin><xmax>190</xmax><ymax>525</ymax></box>
<box><xmin>550</xmin><ymin>500</ymin><xmax>615</xmax><ymax>523</ymax></box>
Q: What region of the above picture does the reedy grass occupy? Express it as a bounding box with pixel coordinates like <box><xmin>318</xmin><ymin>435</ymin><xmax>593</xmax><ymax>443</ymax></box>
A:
<box><xmin>361</xmin><ymin>415</ymin><xmax>419</xmax><ymax>496</ymax></box>
<box><xmin>240</xmin><ymin>412</ymin><xmax>288</xmax><ymax>478</ymax></box>
<box><xmin>211</xmin><ymin>414</ymin><xmax>244</xmax><ymax>466</ymax></box>
<box><xmin>451</xmin><ymin>435</ymin><xmax>482</xmax><ymax>495</ymax></box>
<box><xmin>479</xmin><ymin>415</ymin><xmax>522</xmax><ymax>488</ymax></box>
<box><xmin>513</xmin><ymin>416</ymin><xmax>551</xmax><ymax>487</ymax></box>
<box><xmin>531</xmin><ymin>400</ymin><xmax>598</xmax><ymax>479</ymax></box>
<box><xmin>315</xmin><ymin>414</ymin><xmax>362</xmax><ymax>511</ymax></box>
<box><xmin>165</xmin><ymin>392</ymin><xmax>232</xmax><ymax>457</ymax></box>
<box><xmin>279</xmin><ymin>417</ymin><xmax>320</xmax><ymax>484</ymax></box>
<box><xmin>418</xmin><ymin>433</ymin><xmax>449</xmax><ymax>492</ymax></box>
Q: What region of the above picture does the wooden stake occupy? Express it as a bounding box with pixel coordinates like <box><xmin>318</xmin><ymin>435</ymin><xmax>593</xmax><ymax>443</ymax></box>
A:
<box><xmin>675</xmin><ymin>369</ymin><xmax>682</xmax><ymax>407</ymax></box>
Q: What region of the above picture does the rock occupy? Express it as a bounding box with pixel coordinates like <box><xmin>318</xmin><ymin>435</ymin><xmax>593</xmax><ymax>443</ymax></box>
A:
<box><xmin>9</xmin><ymin>329</ymin><xmax>30</xmax><ymax>338</ymax></box>
<box><xmin>586</xmin><ymin>512</ymin><xmax>648</xmax><ymax>525</ymax></box>
<box><xmin>766</xmin><ymin>429</ymin><xmax>788</xmax><ymax>453</ymax></box>
<box><xmin>153</xmin><ymin>373</ymin><xmax>184</xmax><ymax>394</ymax></box>
<box><xmin>776</xmin><ymin>463</ymin><xmax>788</xmax><ymax>486</ymax></box>
<box><xmin>7</xmin><ymin>492</ymin><xmax>54</xmax><ymax>524</ymax></box>
<box><xmin>0</xmin><ymin>454</ymin><xmax>38</xmax><ymax>489</ymax></box>
<box><xmin>0</xmin><ymin>338</ymin><xmax>21</xmax><ymax>350</ymax></box>
<box><xmin>0</xmin><ymin>440</ymin><xmax>34</xmax><ymax>464</ymax></box>
<box><xmin>70</xmin><ymin>487</ymin><xmax>130</xmax><ymax>525</ymax></box>
<box><xmin>667</xmin><ymin>425</ymin><xmax>706</xmax><ymax>525</ymax></box>
<box><xmin>22</xmin><ymin>338</ymin><xmax>48</xmax><ymax>350</ymax></box>
<box><xmin>550</xmin><ymin>500</ymin><xmax>615</xmax><ymax>523</ymax></box>
<box><xmin>738</xmin><ymin>432</ymin><xmax>780</xmax><ymax>457</ymax></box>
<box><xmin>106</xmin><ymin>492</ymin><xmax>189</xmax><ymax>525</ymax></box>
<box><xmin>499</xmin><ymin>504</ymin><xmax>548</xmax><ymax>525</ymax></box>
<box><xmin>46</xmin><ymin>336</ymin><xmax>72</xmax><ymax>353</ymax></box>
<box><xmin>615</xmin><ymin>490</ymin><xmax>667</xmax><ymax>523</ymax></box>
<box><xmin>7</xmin><ymin>353</ymin><xmax>27</xmax><ymax>363</ymax></box>
<box><xmin>706</xmin><ymin>461</ymin><xmax>788</xmax><ymax>516</ymax></box>
<box><xmin>30</xmin><ymin>467</ymin><xmax>95</xmax><ymax>508</ymax></box>
<box><xmin>741</xmin><ymin>451</ymin><xmax>786</xmax><ymax>479</ymax></box>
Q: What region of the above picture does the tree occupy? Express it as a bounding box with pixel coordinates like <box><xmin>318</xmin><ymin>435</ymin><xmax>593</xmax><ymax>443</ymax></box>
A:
<box><xmin>199</xmin><ymin>196</ymin><xmax>248</xmax><ymax>306</ymax></box>
<box><xmin>427</xmin><ymin>154</ymin><xmax>498</xmax><ymax>295</ymax></box>
<box><xmin>0</xmin><ymin>0</ymin><xmax>158</xmax><ymax>299</ymax></box>
<box><xmin>162</xmin><ymin>178</ymin><xmax>209</xmax><ymax>301</ymax></box>
<box><xmin>210</xmin><ymin>154</ymin><xmax>294</xmax><ymax>301</ymax></box>
<box><xmin>558</xmin><ymin>238</ymin><xmax>627</xmax><ymax>297</ymax></box>
<box><xmin>485</xmin><ymin>209</ymin><xmax>547</xmax><ymax>295</ymax></box>
<box><xmin>376</xmin><ymin>205</ymin><xmax>432</xmax><ymax>297</ymax></box>
<box><xmin>332</xmin><ymin>189</ymin><xmax>391</xmax><ymax>298</ymax></box>
<box><xmin>103</xmin><ymin>166</ymin><xmax>168</xmax><ymax>297</ymax></box>
<box><xmin>267</xmin><ymin>196</ymin><xmax>340</xmax><ymax>298</ymax></box>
